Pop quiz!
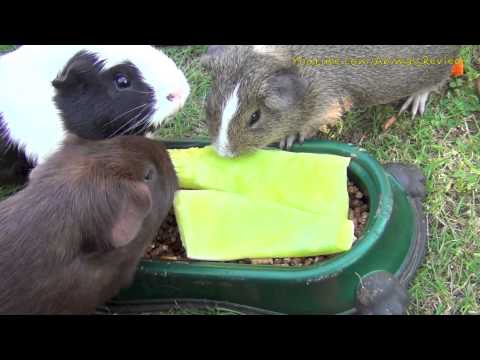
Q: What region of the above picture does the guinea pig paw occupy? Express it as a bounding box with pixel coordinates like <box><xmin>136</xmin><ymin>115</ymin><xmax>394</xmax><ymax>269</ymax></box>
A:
<box><xmin>399</xmin><ymin>90</ymin><xmax>430</xmax><ymax>120</ymax></box>
<box><xmin>286</xmin><ymin>134</ymin><xmax>298</xmax><ymax>149</ymax></box>
<box><xmin>279</xmin><ymin>134</ymin><xmax>299</xmax><ymax>150</ymax></box>
<box><xmin>300</xmin><ymin>126</ymin><xmax>320</xmax><ymax>143</ymax></box>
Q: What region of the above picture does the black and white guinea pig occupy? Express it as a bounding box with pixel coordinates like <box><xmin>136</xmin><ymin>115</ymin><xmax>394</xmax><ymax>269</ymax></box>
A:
<box><xmin>0</xmin><ymin>45</ymin><xmax>190</xmax><ymax>185</ymax></box>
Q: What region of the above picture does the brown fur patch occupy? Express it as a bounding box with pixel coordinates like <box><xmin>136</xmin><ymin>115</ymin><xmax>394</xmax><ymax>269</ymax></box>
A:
<box><xmin>323</xmin><ymin>101</ymin><xmax>344</xmax><ymax>125</ymax></box>
<box><xmin>111</xmin><ymin>182</ymin><xmax>152</xmax><ymax>248</ymax></box>
<box><xmin>304</xmin><ymin>101</ymin><xmax>343</xmax><ymax>131</ymax></box>
<box><xmin>300</xmin><ymin>124</ymin><xmax>320</xmax><ymax>140</ymax></box>
<box><xmin>341</xmin><ymin>97</ymin><xmax>353</xmax><ymax>112</ymax></box>
<box><xmin>305</xmin><ymin>100</ymin><xmax>346</xmax><ymax>135</ymax></box>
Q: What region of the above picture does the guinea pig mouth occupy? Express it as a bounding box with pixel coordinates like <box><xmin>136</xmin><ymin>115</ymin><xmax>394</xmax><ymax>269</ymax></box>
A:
<box><xmin>213</xmin><ymin>142</ymin><xmax>237</xmax><ymax>158</ymax></box>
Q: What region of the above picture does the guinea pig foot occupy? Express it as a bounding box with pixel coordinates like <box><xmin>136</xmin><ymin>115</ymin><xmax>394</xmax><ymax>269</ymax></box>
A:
<box><xmin>355</xmin><ymin>271</ymin><xmax>409</xmax><ymax>315</ymax></box>
<box><xmin>383</xmin><ymin>162</ymin><xmax>427</xmax><ymax>200</ymax></box>
<box><xmin>399</xmin><ymin>90</ymin><xmax>431</xmax><ymax>120</ymax></box>
<box><xmin>279</xmin><ymin>134</ymin><xmax>300</xmax><ymax>150</ymax></box>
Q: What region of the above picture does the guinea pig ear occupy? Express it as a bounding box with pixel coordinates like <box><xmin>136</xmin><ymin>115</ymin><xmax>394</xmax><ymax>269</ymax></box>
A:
<box><xmin>52</xmin><ymin>62</ymin><xmax>83</xmax><ymax>90</ymax></box>
<box><xmin>263</xmin><ymin>70</ymin><xmax>308</xmax><ymax>111</ymax></box>
<box><xmin>111</xmin><ymin>182</ymin><xmax>153</xmax><ymax>248</ymax></box>
<box><xmin>199</xmin><ymin>45</ymin><xmax>227</xmax><ymax>69</ymax></box>
<box><xmin>52</xmin><ymin>50</ymin><xmax>103</xmax><ymax>91</ymax></box>
<box><xmin>206</xmin><ymin>45</ymin><xmax>227</xmax><ymax>57</ymax></box>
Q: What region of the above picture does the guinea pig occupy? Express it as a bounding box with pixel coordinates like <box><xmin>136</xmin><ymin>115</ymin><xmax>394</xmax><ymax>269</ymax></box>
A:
<box><xmin>0</xmin><ymin>135</ymin><xmax>178</xmax><ymax>314</ymax></box>
<box><xmin>200</xmin><ymin>45</ymin><xmax>462</xmax><ymax>157</ymax></box>
<box><xmin>0</xmin><ymin>45</ymin><xmax>190</xmax><ymax>185</ymax></box>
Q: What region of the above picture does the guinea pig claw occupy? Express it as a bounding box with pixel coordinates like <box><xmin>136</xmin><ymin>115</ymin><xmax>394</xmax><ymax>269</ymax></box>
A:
<box><xmin>399</xmin><ymin>96</ymin><xmax>413</xmax><ymax>116</ymax></box>
<box><xmin>411</xmin><ymin>97</ymin><xmax>420</xmax><ymax>120</ymax></box>
<box><xmin>279</xmin><ymin>134</ymin><xmax>302</xmax><ymax>150</ymax></box>
<box><xmin>286</xmin><ymin>134</ymin><xmax>297</xmax><ymax>149</ymax></box>
<box><xmin>417</xmin><ymin>92</ymin><xmax>429</xmax><ymax>117</ymax></box>
<box><xmin>399</xmin><ymin>90</ymin><xmax>430</xmax><ymax>120</ymax></box>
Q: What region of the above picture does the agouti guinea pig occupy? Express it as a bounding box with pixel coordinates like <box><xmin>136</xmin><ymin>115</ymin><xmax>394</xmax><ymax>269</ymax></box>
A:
<box><xmin>0</xmin><ymin>135</ymin><xmax>178</xmax><ymax>314</ymax></box>
<box><xmin>201</xmin><ymin>45</ymin><xmax>462</xmax><ymax>157</ymax></box>
<box><xmin>0</xmin><ymin>45</ymin><xmax>190</xmax><ymax>185</ymax></box>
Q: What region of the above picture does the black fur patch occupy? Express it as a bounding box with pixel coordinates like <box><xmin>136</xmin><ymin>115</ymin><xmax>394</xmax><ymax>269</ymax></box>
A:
<box><xmin>0</xmin><ymin>114</ymin><xmax>36</xmax><ymax>186</ymax></box>
<box><xmin>53</xmin><ymin>50</ymin><xmax>156</xmax><ymax>140</ymax></box>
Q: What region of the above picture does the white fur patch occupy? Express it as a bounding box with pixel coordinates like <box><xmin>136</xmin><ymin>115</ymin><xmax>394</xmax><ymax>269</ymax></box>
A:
<box><xmin>252</xmin><ymin>45</ymin><xmax>275</xmax><ymax>55</ymax></box>
<box><xmin>215</xmin><ymin>83</ymin><xmax>240</xmax><ymax>157</ymax></box>
<box><xmin>0</xmin><ymin>45</ymin><xmax>190</xmax><ymax>164</ymax></box>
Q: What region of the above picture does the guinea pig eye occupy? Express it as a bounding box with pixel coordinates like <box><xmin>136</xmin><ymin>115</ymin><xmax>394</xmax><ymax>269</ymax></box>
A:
<box><xmin>114</xmin><ymin>73</ymin><xmax>131</xmax><ymax>89</ymax></box>
<box><xmin>144</xmin><ymin>168</ymin><xmax>155</xmax><ymax>182</ymax></box>
<box><xmin>249</xmin><ymin>110</ymin><xmax>261</xmax><ymax>127</ymax></box>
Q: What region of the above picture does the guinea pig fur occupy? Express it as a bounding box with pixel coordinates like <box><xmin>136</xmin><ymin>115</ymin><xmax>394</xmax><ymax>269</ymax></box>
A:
<box><xmin>0</xmin><ymin>135</ymin><xmax>178</xmax><ymax>314</ymax></box>
<box><xmin>0</xmin><ymin>45</ymin><xmax>190</xmax><ymax>185</ymax></box>
<box><xmin>201</xmin><ymin>45</ymin><xmax>461</xmax><ymax>157</ymax></box>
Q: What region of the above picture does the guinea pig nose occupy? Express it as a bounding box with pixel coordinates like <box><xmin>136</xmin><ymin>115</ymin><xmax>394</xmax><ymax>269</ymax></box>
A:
<box><xmin>166</xmin><ymin>91</ymin><xmax>182</xmax><ymax>102</ymax></box>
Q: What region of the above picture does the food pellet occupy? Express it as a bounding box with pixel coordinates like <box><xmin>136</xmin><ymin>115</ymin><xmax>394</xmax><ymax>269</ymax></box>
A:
<box><xmin>143</xmin><ymin>179</ymin><xmax>370</xmax><ymax>267</ymax></box>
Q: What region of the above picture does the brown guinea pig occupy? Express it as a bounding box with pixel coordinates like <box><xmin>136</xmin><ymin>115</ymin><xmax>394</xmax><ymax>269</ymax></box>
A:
<box><xmin>0</xmin><ymin>134</ymin><xmax>178</xmax><ymax>314</ymax></box>
<box><xmin>201</xmin><ymin>45</ymin><xmax>462</xmax><ymax>157</ymax></box>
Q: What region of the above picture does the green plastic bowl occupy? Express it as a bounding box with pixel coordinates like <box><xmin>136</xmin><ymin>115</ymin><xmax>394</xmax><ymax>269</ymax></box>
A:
<box><xmin>103</xmin><ymin>140</ymin><xmax>427</xmax><ymax>315</ymax></box>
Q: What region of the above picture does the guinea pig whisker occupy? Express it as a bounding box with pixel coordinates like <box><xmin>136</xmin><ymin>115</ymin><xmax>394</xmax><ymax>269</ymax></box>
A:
<box><xmin>134</xmin><ymin>110</ymin><xmax>155</xmax><ymax>136</ymax></box>
<box><xmin>122</xmin><ymin>109</ymin><xmax>155</xmax><ymax>137</ymax></box>
<box><xmin>134</xmin><ymin>121</ymin><xmax>150</xmax><ymax>136</ymax></box>
<box><xmin>104</xmin><ymin>103</ymin><xmax>149</xmax><ymax>126</ymax></box>
<box><xmin>124</xmin><ymin>89</ymin><xmax>155</xmax><ymax>95</ymax></box>
<box><xmin>108</xmin><ymin>108</ymin><xmax>148</xmax><ymax>138</ymax></box>
<box><xmin>119</xmin><ymin>119</ymin><xmax>145</xmax><ymax>137</ymax></box>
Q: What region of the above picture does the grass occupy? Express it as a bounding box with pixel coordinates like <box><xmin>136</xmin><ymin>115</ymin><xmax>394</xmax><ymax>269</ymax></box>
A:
<box><xmin>158</xmin><ymin>45</ymin><xmax>211</xmax><ymax>139</ymax></box>
<box><xmin>1</xmin><ymin>45</ymin><xmax>478</xmax><ymax>315</ymax></box>
<box><xmin>329</xmin><ymin>46</ymin><xmax>480</xmax><ymax>315</ymax></box>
